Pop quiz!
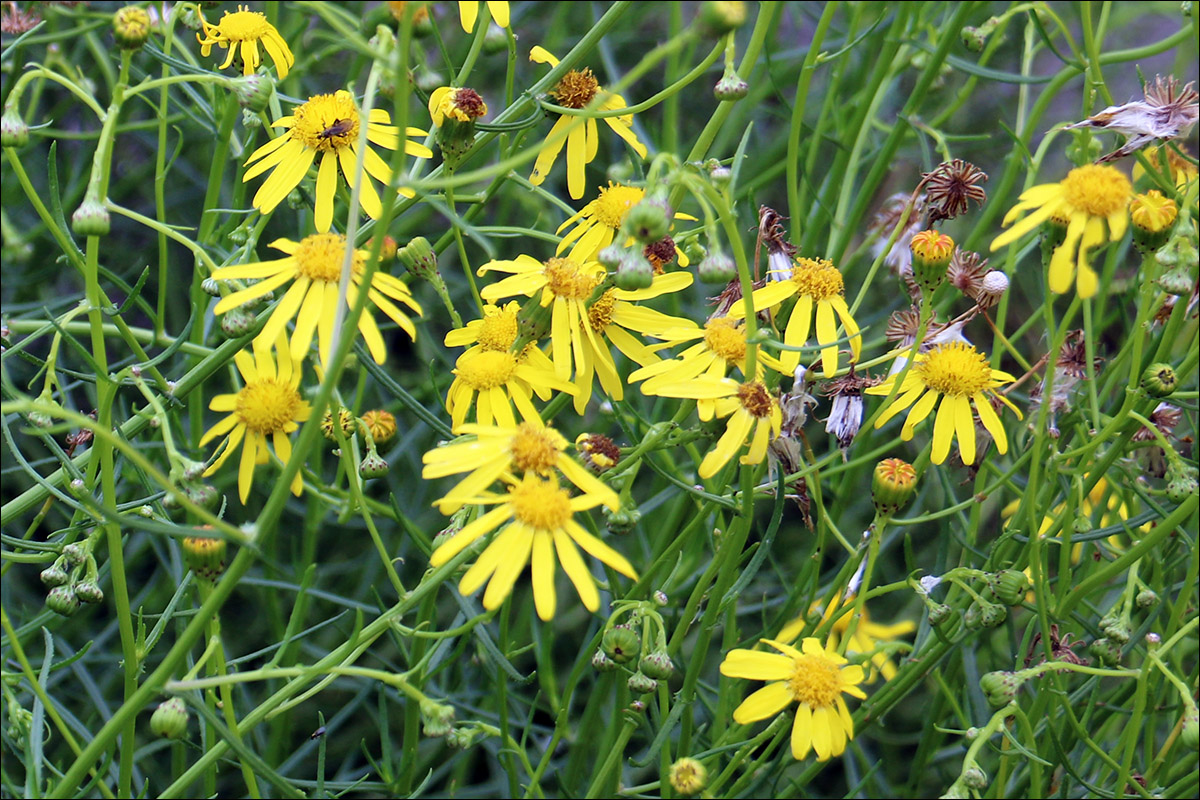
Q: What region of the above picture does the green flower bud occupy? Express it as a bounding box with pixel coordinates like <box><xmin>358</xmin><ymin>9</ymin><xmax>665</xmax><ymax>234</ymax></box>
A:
<box><xmin>446</xmin><ymin>726</ymin><xmax>479</xmax><ymax>749</ymax></box>
<box><xmin>638</xmin><ymin>651</ymin><xmax>674</xmax><ymax>680</ymax></box>
<box><xmin>978</xmin><ymin>670</ymin><xmax>1020</xmax><ymax>707</ymax></box>
<box><xmin>240</xmin><ymin>108</ymin><xmax>262</xmax><ymax>129</ymax></box>
<box><xmin>927</xmin><ymin>602</ymin><xmax>953</xmax><ymax>627</ymax></box>
<box><xmin>201</xmin><ymin>277</ymin><xmax>222</xmax><ymax>297</ymax></box>
<box><xmin>714</xmin><ymin>71</ymin><xmax>749</xmax><ymax>101</ymax></box>
<box><xmin>1136</xmin><ymin>590</ymin><xmax>1159</xmax><ymax>609</ymax></box>
<box><xmin>909</xmin><ymin>230</ymin><xmax>955</xmax><ymax>294</ymax></box>
<box><xmin>668</xmin><ymin>757</ymin><xmax>708</xmax><ymax>796</ymax></box>
<box><xmin>61</xmin><ymin>544</ymin><xmax>86</xmax><ymax>565</ymax></box>
<box><xmin>598</xmin><ymin>244</ymin><xmax>624</xmax><ymax>271</ymax></box>
<box><xmin>359</xmin><ymin>451</ymin><xmax>389</xmax><ymax>479</ymax></box>
<box><xmin>1073</xmin><ymin>511</ymin><xmax>1093</xmax><ymax>534</ymax></box>
<box><xmin>602</xmin><ymin>625</ymin><xmax>640</xmax><ymax>664</ymax></box>
<box><xmin>182</xmin><ymin>534</ymin><xmax>228</xmax><ymax>581</ymax></box>
<box><xmin>989</xmin><ymin>569</ymin><xmax>1028</xmax><ymax>606</ymax></box>
<box><xmin>615</xmin><ymin>250</ymin><xmax>654</xmax><ymax>291</ymax></box>
<box><xmin>419</xmin><ymin>699</ymin><xmax>455</xmax><ymax>738</ymax></box>
<box><xmin>1157</xmin><ymin>264</ymin><xmax>1195</xmax><ymax>296</ymax></box>
<box><xmin>627</xmin><ymin>670</ymin><xmax>658</xmax><ymax>694</ymax></box>
<box><xmin>625</xmin><ymin>198</ymin><xmax>671</xmax><ymax>244</ymax></box>
<box><xmin>960</xmin><ymin>26</ymin><xmax>987</xmax><ymax>52</ymax></box>
<box><xmin>220</xmin><ymin>305</ymin><xmax>257</xmax><ymax>338</ymax></box>
<box><xmin>150</xmin><ymin>698</ymin><xmax>189</xmax><ymax>740</ymax></box>
<box><xmin>1102</xmin><ymin>617</ymin><xmax>1131</xmax><ymax>645</ymax></box>
<box><xmin>40</xmin><ymin>564</ymin><xmax>70</xmax><ymax>587</ymax></box>
<box><xmin>962</xmin><ymin>766</ymin><xmax>988</xmax><ymax>790</ymax></box>
<box><xmin>1089</xmin><ymin>637</ymin><xmax>1121</xmax><ymax>666</ymax></box>
<box><xmin>113</xmin><ymin>5</ymin><xmax>152</xmax><ymax>50</ymax></box>
<box><xmin>1181</xmin><ymin>707</ymin><xmax>1199</xmax><ymax>750</ymax></box>
<box><xmin>963</xmin><ymin>602</ymin><xmax>982</xmax><ymax>630</ymax></box>
<box><xmin>872</xmin><ymin>458</ymin><xmax>918</xmax><ymax>515</ymax></box>
<box><xmin>604</xmin><ymin>504</ymin><xmax>642</xmax><ymax>535</ymax></box>
<box><xmin>1166</xmin><ymin>472</ymin><xmax>1198</xmax><ymax>504</ymax></box>
<box><xmin>978</xmin><ymin>601</ymin><xmax>1007</xmax><ymax>628</ymax></box>
<box><xmin>72</xmin><ymin>195</ymin><xmax>111</xmax><ymax>237</ymax></box>
<box><xmin>591</xmin><ymin>649</ymin><xmax>620</xmax><ymax>672</ymax></box>
<box><xmin>46</xmin><ymin>585</ymin><xmax>81</xmax><ymax>617</ymax></box>
<box><xmin>230</xmin><ymin>73</ymin><xmax>274</xmax><ymax>113</ymax></box>
<box><xmin>697</xmin><ymin>250</ymin><xmax>735</xmax><ymax>284</ymax></box>
<box><xmin>74</xmin><ymin>580</ymin><xmax>104</xmax><ymax>604</ymax></box>
<box><xmin>398</xmin><ymin>236</ymin><xmax>440</xmax><ymax>282</ymax></box>
<box><xmin>184</xmin><ymin>482</ymin><xmax>220</xmax><ymax>510</ymax></box>
<box><xmin>1141</xmin><ymin>363</ymin><xmax>1177</xmax><ymax>397</ymax></box>
<box><xmin>1</xmin><ymin>108</ymin><xmax>30</xmax><ymax>148</ymax></box>
<box><xmin>696</xmin><ymin>1</ymin><xmax>747</xmax><ymax>37</ymax></box>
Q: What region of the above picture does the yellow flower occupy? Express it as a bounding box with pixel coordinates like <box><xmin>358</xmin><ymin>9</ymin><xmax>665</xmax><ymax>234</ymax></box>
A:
<box><xmin>211</xmin><ymin>233</ymin><xmax>422</xmax><ymax>366</ymax></box>
<box><xmin>243</xmin><ymin>90</ymin><xmax>433</xmax><ymax>233</ymax></box>
<box><xmin>1133</xmin><ymin>145</ymin><xmax>1198</xmax><ymax>188</ymax></box>
<box><xmin>730</xmin><ymin>257</ymin><xmax>862</xmax><ymax>378</ymax></box>
<box><xmin>422</xmin><ymin>421</ymin><xmax>619</xmax><ymax>514</ymax></box>
<box><xmin>990</xmin><ymin>164</ymin><xmax>1132</xmax><ymax>298</ymax></box>
<box><xmin>200</xmin><ymin>338</ymin><xmax>311</xmax><ymax>503</ymax></box>
<box><xmin>458</xmin><ymin>0</ymin><xmax>509</xmax><ymax>32</ymax></box>
<box><xmin>444</xmin><ymin>301</ymin><xmax>522</xmax><ymax>353</ymax></box>
<box><xmin>651</xmin><ymin>377</ymin><xmax>782</xmax><ymax>479</ymax></box>
<box><xmin>430</xmin><ymin>473</ymin><xmax>637</xmax><ymax>621</ymax></box>
<box><xmin>631</xmin><ymin>316</ymin><xmax>786</xmax><ymax>420</ymax></box>
<box><xmin>197</xmin><ymin>5</ymin><xmax>294</xmax><ymax>78</ymax></box>
<box><xmin>778</xmin><ymin>595</ymin><xmax>916</xmax><ymax>682</ymax></box>
<box><xmin>428</xmin><ymin>86</ymin><xmax>488</xmax><ymax>126</ymax></box>
<box><xmin>528</xmin><ymin>47</ymin><xmax>647</xmax><ymax>200</ymax></box>
<box><xmin>866</xmin><ymin>341</ymin><xmax>1020</xmax><ymax>465</ymax></box>
<box><xmin>479</xmin><ymin>256</ymin><xmax>691</xmax><ymax>412</ymax></box>
<box><xmin>556</xmin><ymin>182</ymin><xmax>695</xmax><ymax>264</ymax></box>
<box><xmin>720</xmin><ymin>637</ymin><xmax>867</xmax><ymax>762</ymax></box>
<box><xmin>444</xmin><ymin>345</ymin><xmax>575</xmax><ymax>430</ymax></box>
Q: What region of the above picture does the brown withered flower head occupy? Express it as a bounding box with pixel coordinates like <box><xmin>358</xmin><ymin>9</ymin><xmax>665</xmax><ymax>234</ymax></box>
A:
<box><xmin>868</xmin><ymin>193</ymin><xmax>926</xmax><ymax>281</ymax></box>
<box><xmin>1066</xmin><ymin>75</ymin><xmax>1200</xmax><ymax>163</ymax></box>
<box><xmin>758</xmin><ymin>205</ymin><xmax>798</xmax><ymax>282</ymax></box>
<box><xmin>821</xmin><ymin>368</ymin><xmax>879</xmax><ymax>449</ymax></box>
<box><xmin>884</xmin><ymin>306</ymin><xmax>947</xmax><ymax>349</ymax></box>
<box><xmin>1132</xmin><ymin>402</ymin><xmax>1182</xmax><ymax>443</ymax></box>
<box><xmin>643</xmin><ymin>236</ymin><xmax>677</xmax><ymax>273</ymax></box>
<box><xmin>921</xmin><ymin>159</ymin><xmax>988</xmax><ymax>223</ymax></box>
<box><xmin>1</xmin><ymin>2</ymin><xmax>41</xmax><ymax>34</ymax></box>
<box><xmin>1030</xmin><ymin>330</ymin><xmax>1101</xmax><ymax>429</ymax></box>
<box><xmin>947</xmin><ymin>249</ymin><xmax>989</xmax><ymax>300</ymax></box>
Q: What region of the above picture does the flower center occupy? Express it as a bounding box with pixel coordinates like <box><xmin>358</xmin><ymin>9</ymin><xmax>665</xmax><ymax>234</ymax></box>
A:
<box><xmin>704</xmin><ymin>317</ymin><xmax>747</xmax><ymax>365</ymax></box>
<box><xmin>791</xmin><ymin>257</ymin><xmax>845</xmax><ymax>300</ymax></box>
<box><xmin>291</xmin><ymin>92</ymin><xmax>362</xmax><ymax>151</ymax></box>
<box><xmin>509</xmin><ymin>423</ymin><xmax>564</xmax><ymax>472</ymax></box>
<box><xmin>476</xmin><ymin>304</ymin><xmax>520</xmax><ymax>350</ymax></box>
<box><xmin>1061</xmin><ymin>164</ymin><xmax>1132</xmax><ymax>218</ymax></box>
<box><xmin>508</xmin><ymin>477</ymin><xmax>573</xmax><ymax>530</ymax></box>
<box><xmin>294</xmin><ymin>233</ymin><xmax>362</xmax><ymax>282</ymax></box>
<box><xmin>551</xmin><ymin>68</ymin><xmax>600</xmax><ymax>109</ymax></box>
<box><xmin>917</xmin><ymin>341</ymin><xmax>994</xmax><ymax>396</ymax></box>
<box><xmin>216</xmin><ymin>7</ymin><xmax>273</xmax><ymax>39</ymax></box>
<box><xmin>587</xmin><ymin>290</ymin><xmax>616</xmax><ymax>332</ymax></box>
<box><xmin>543</xmin><ymin>257</ymin><xmax>601</xmax><ymax>300</ymax></box>
<box><xmin>444</xmin><ymin>88</ymin><xmax>487</xmax><ymax>121</ymax></box>
<box><xmin>788</xmin><ymin>654</ymin><xmax>842</xmax><ymax>707</ymax></box>
<box><xmin>736</xmin><ymin>381</ymin><xmax>773</xmax><ymax>418</ymax></box>
<box><xmin>592</xmin><ymin>183</ymin><xmax>645</xmax><ymax>229</ymax></box>
<box><xmin>456</xmin><ymin>350</ymin><xmax>517</xmax><ymax>390</ymax></box>
<box><xmin>236</xmin><ymin>379</ymin><xmax>302</xmax><ymax>435</ymax></box>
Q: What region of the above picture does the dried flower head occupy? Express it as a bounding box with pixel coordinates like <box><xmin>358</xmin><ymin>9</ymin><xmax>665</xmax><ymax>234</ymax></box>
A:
<box><xmin>821</xmin><ymin>368</ymin><xmax>879</xmax><ymax>449</ymax></box>
<box><xmin>1</xmin><ymin>2</ymin><xmax>41</xmax><ymax>34</ymax></box>
<box><xmin>884</xmin><ymin>307</ymin><xmax>947</xmax><ymax>348</ymax></box>
<box><xmin>922</xmin><ymin>159</ymin><xmax>988</xmax><ymax>223</ymax></box>
<box><xmin>947</xmin><ymin>249</ymin><xmax>989</xmax><ymax>300</ymax></box>
<box><xmin>1066</xmin><ymin>75</ymin><xmax>1200</xmax><ymax>163</ymax></box>
<box><xmin>1132</xmin><ymin>402</ymin><xmax>1182</xmax><ymax>443</ymax></box>
<box><xmin>1030</xmin><ymin>330</ymin><xmax>1100</xmax><ymax>424</ymax></box>
<box><xmin>868</xmin><ymin>193</ymin><xmax>926</xmax><ymax>281</ymax></box>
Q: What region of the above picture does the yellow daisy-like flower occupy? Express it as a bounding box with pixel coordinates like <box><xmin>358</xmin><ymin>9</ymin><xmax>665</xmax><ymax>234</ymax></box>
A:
<box><xmin>652</xmin><ymin>377</ymin><xmax>782</xmax><ymax>479</ymax></box>
<box><xmin>445</xmin><ymin>345</ymin><xmax>575</xmax><ymax>430</ymax></box>
<box><xmin>778</xmin><ymin>595</ymin><xmax>916</xmax><ymax>683</ymax></box>
<box><xmin>631</xmin><ymin>316</ymin><xmax>786</xmax><ymax>420</ymax></box>
<box><xmin>990</xmin><ymin>164</ymin><xmax>1132</xmax><ymax>298</ymax></box>
<box><xmin>528</xmin><ymin>46</ymin><xmax>648</xmax><ymax>200</ymax></box>
<box><xmin>422</xmin><ymin>421</ymin><xmax>619</xmax><ymax>514</ymax></box>
<box><xmin>458</xmin><ymin>0</ymin><xmax>509</xmax><ymax>32</ymax></box>
<box><xmin>428</xmin><ymin>86</ymin><xmax>488</xmax><ymax>126</ymax></box>
<box><xmin>197</xmin><ymin>5</ymin><xmax>294</xmax><ymax>78</ymax></box>
<box><xmin>200</xmin><ymin>338</ymin><xmax>311</xmax><ymax>503</ymax></box>
<box><xmin>243</xmin><ymin>90</ymin><xmax>433</xmax><ymax>233</ymax></box>
<box><xmin>730</xmin><ymin>257</ymin><xmax>862</xmax><ymax>378</ymax></box>
<box><xmin>720</xmin><ymin>637</ymin><xmax>867</xmax><ymax>762</ymax></box>
<box><xmin>866</xmin><ymin>341</ymin><xmax>1021</xmax><ymax>465</ymax></box>
<box><xmin>556</xmin><ymin>182</ymin><xmax>695</xmax><ymax>265</ymax></box>
<box><xmin>444</xmin><ymin>301</ymin><xmax>522</xmax><ymax>353</ymax></box>
<box><xmin>430</xmin><ymin>473</ymin><xmax>637</xmax><ymax>621</ymax></box>
<box><xmin>211</xmin><ymin>233</ymin><xmax>422</xmax><ymax>366</ymax></box>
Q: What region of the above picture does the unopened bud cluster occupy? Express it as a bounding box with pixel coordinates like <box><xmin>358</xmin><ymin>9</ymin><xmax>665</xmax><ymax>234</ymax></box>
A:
<box><xmin>40</xmin><ymin>536</ymin><xmax>105</xmax><ymax>615</ymax></box>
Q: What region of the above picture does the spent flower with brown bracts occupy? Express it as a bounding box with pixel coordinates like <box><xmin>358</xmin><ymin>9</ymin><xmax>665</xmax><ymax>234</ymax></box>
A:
<box><xmin>822</xmin><ymin>368</ymin><xmax>879</xmax><ymax>449</ymax></box>
<box><xmin>1030</xmin><ymin>329</ymin><xmax>1101</xmax><ymax>422</ymax></box>
<box><xmin>921</xmin><ymin>159</ymin><xmax>988</xmax><ymax>223</ymax></box>
<box><xmin>946</xmin><ymin>249</ymin><xmax>989</xmax><ymax>301</ymax></box>
<box><xmin>868</xmin><ymin>193</ymin><xmax>926</xmax><ymax>296</ymax></box>
<box><xmin>1066</xmin><ymin>76</ymin><xmax>1200</xmax><ymax>163</ymax></box>
<box><xmin>758</xmin><ymin>205</ymin><xmax>798</xmax><ymax>281</ymax></box>
<box><xmin>1</xmin><ymin>1</ymin><xmax>41</xmax><ymax>34</ymax></box>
